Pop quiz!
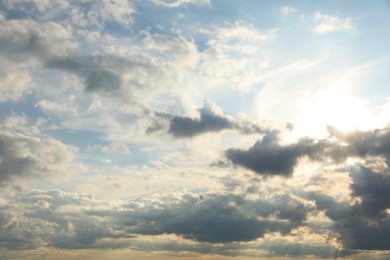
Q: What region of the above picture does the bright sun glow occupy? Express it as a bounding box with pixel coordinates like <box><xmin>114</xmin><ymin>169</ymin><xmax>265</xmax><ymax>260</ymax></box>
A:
<box><xmin>294</xmin><ymin>89</ymin><xmax>375</xmax><ymax>138</ymax></box>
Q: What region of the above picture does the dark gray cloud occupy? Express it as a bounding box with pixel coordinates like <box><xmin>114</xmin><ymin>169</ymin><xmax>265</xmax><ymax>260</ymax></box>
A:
<box><xmin>308</xmin><ymin>165</ymin><xmax>390</xmax><ymax>250</ymax></box>
<box><xmin>46</xmin><ymin>57</ymin><xmax>122</xmax><ymax>93</ymax></box>
<box><xmin>120</xmin><ymin>192</ymin><xmax>310</xmax><ymax>243</ymax></box>
<box><xmin>328</xmin><ymin>126</ymin><xmax>390</xmax><ymax>166</ymax></box>
<box><xmin>168</xmin><ymin>102</ymin><xmax>234</xmax><ymax>137</ymax></box>
<box><xmin>5</xmin><ymin>187</ymin><xmax>379</xmax><ymax>257</ymax></box>
<box><xmin>0</xmin><ymin>189</ymin><xmax>312</xmax><ymax>252</ymax></box>
<box><xmin>226</xmin><ymin>133</ymin><xmax>311</xmax><ymax>176</ymax></box>
<box><xmin>167</xmin><ymin>101</ymin><xmax>273</xmax><ymax>138</ymax></box>
<box><xmin>226</xmin><ymin>126</ymin><xmax>390</xmax><ymax>176</ymax></box>
<box><xmin>224</xmin><ymin>125</ymin><xmax>390</xmax><ymax>250</ymax></box>
<box><xmin>168</xmin><ymin>113</ymin><xmax>232</xmax><ymax>137</ymax></box>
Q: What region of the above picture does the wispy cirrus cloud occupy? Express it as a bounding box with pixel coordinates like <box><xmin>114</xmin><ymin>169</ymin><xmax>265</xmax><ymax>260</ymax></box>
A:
<box><xmin>312</xmin><ymin>12</ymin><xmax>352</xmax><ymax>34</ymax></box>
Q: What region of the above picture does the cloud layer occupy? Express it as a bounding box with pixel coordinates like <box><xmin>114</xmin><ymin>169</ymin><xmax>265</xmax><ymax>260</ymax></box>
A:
<box><xmin>0</xmin><ymin>1</ymin><xmax>389</xmax><ymax>259</ymax></box>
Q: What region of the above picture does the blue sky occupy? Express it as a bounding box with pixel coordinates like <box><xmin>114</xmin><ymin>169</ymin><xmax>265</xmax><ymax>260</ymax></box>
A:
<box><xmin>1</xmin><ymin>0</ymin><xmax>390</xmax><ymax>259</ymax></box>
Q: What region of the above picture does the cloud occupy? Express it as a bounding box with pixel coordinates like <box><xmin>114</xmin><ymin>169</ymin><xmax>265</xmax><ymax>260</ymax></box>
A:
<box><xmin>0</xmin><ymin>2</ymin><xmax>389</xmax><ymax>258</ymax></box>
<box><xmin>92</xmin><ymin>0</ymin><xmax>135</xmax><ymax>27</ymax></box>
<box><xmin>226</xmin><ymin>133</ymin><xmax>311</xmax><ymax>176</ymax></box>
<box><xmin>226</xmin><ymin>126</ymin><xmax>390</xmax><ymax>176</ymax></box>
<box><xmin>328</xmin><ymin>126</ymin><xmax>390</xmax><ymax>166</ymax></box>
<box><xmin>312</xmin><ymin>12</ymin><xmax>352</xmax><ymax>34</ymax></box>
<box><xmin>0</xmin><ymin>189</ymin><xmax>116</xmax><ymax>250</ymax></box>
<box><xmin>212</xmin><ymin>22</ymin><xmax>269</xmax><ymax>44</ymax></box>
<box><xmin>46</xmin><ymin>57</ymin><xmax>122</xmax><ymax>94</ymax></box>
<box><xmin>88</xmin><ymin>142</ymin><xmax>131</xmax><ymax>154</ymax></box>
<box><xmin>0</xmin><ymin>14</ymin><xmax>76</xmax><ymax>62</ymax></box>
<box><xmin>121</xmin><ymin>192</ymin><xmax>311</xmax><ymax>243</ymax></box>
<box><xmin>0</xmin><ymin>70</ymin><xmax>32</xmax><ymax>102</ymax></box>
<box><xmin>3</xmin><ymin>184</ymin><xmax>375</xmax><ymax>257</ymax></box>
<box><xmin>199</xmin><ymin>22</ymin><xmax>272</xmax><ymax>91</ymax></box>
<box><xmin>0</xmin><ymin>118</ymin><xmax>82</xmax><ymax>186</ymax></box>
<box><xmin>167</xmin><ymin>101</ymin><xmax>273</xmax><ymax>138</ymax></box>
<box><xmin>0</xmin><ymin>189</ymin><xmax>311</xmax><ymax>251</ymax></box>
<box><xmin>0</xmin><ymin>0</ymin><xmax>134</xmax><ymax>28</ymax></box>
<box><xmin>280</xmin><ymin>6</ymin><xmax>297</xmax><ymax>15</ymax></box>
<box><xmin>168</xmin><ymin>101</ymin><xmax>234</xmax><ymax>137</ymax></box>
<box><xmin>308</xmin><ymin>165</ymin><xmax>390</xmax><ymax>250</ymax></box>
<box><xmin>0</xmin><ymin>0</ymin><xmax>69</xmax><ymax>14</ymax></box>
<box><xmin>149</xmin><ymin>0</ymin><xmax>210</xmax><ymax>8</ymax></box>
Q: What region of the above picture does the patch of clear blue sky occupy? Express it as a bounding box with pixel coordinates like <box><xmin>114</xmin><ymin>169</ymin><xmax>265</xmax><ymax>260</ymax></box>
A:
<box><xmin>0</xmin><ymin>96</ymin><xmax>46</xmax><ymax>121</ymax></box>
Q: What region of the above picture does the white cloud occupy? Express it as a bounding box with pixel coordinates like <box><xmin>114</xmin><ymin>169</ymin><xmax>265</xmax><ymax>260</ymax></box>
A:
<box><xmin>199</xmin><ymin>22</ymin><xmax>273</xmax><ymax>91</ymax></box>
<box><xmin>150</xmin><ymin>0</ymin><xmax>210</xmax><ymax>8</ymax></box>
<box><xmin>0</xmin><ymin>0</ymin><xmax>69</xmax><ymax>13</ymax></box>
<box><xmin>37</xmin><ymin>99</ymin><xmax>78</xmax><ymax>115</ymax></box>
<box><xmin>1</xmin><ymin>0</ymin><xmax>134</xmax><ymax>29</ymax></box>
<box><xmin>0</xmin><ymin>14</ymin><xmax>77</xmax><ymax>62</ymax></box>
<box><xmin>312</xmin><ymin>12</ymin><xmax>352</xmax><ymax>34</ymax></box>
<box><xmin>0</xmin><ymin>70</ymin><xmax>32</xmax><ymax>102</ymax></box>
<box><xmin>89</xmin><ymin>142</ymin><xmax>131</xmax><ymax>154</ymax></box>
<box><xmin>212</xmin><ymin>21</ymin><xmax>269</xmax><ymax>44</ymax></box>
<box><xmin>280</xmin><ymin>6</ymin><xmax>297</xmax><ymax>15</ymax></box>
<box><xmin>81</xmin><ymin>0</ymin><xmax>135</xmax><ymax>28</ymax></box>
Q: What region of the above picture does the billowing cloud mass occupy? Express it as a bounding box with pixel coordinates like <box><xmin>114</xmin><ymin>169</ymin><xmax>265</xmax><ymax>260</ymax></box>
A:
<box><xmin>308</xmin><ymin>165</ymin><xmax>390</xmax><ymax>250</ymax></box>
<box><xmin>1</xmin><ymin>0</ymin><xmax>390</xmax><ymax>259</ymax></box>
<box><xmin>0</xmin><ymin>189</ymin><xmax>315</xmax><ymax>254</ymax></box>
<box><xmin>122</xmin><ymin>193</ymin><xmax>310</xmax><ymax>243</ymax></box>
<box><xmin>226</xmin><ymin>126</ymin><xmax>390</xmax><ymax>176</ymax></box>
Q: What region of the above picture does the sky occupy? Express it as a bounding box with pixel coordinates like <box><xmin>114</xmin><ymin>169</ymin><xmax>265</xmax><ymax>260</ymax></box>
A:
<box><xmin>1</xmin><ymin>0</ymin><xmax>390</xmax><ymax>259</ymax></box>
